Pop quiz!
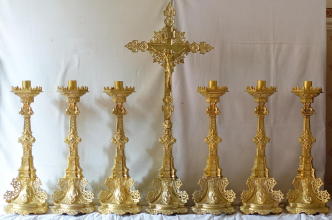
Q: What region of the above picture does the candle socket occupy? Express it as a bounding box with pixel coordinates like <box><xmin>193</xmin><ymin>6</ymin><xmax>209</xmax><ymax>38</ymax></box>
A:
<box><xmin>209</xmin><ymin>80</ymin><xmax>217</xmax><ymax>88</ymax></box>
<box><xmin>68</xmin><ymin>80</ymin><xmax>77</xmax><ymax>89</ymax></box>
<box><xmin>257</xmin><ymin>80</ymin><xmax>266</xmax><ymax>89</ymax></box>
<box><xmin>303</xmin><ymin>80</ymin><xmax>312</xmax><ymax>89</ymax></box>
<box><xmin>22</xmin><ymin>80</ymin><xmax>31</xmax><ymax>89</ymax></box>
<box><xmin>115</xmin><ymin>81</ymin><xmax>124</xmax><ymax>89</ymax></box>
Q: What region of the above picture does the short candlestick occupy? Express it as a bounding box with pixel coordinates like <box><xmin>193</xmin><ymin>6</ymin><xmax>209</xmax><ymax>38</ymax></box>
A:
<box><xmin>286</xmin><ymin>81</ymin><xmax>330</xmax><ymax>214</ymax></box>
<box><xmin>51</xmin><ymin>80</ymin><xmax>94</xmax><ymax>215</ymax></box>
<box><xmin>4</xmin><ymin>81</ymin><xmax>47</xmax><ymax>215</ymax></box>
<box><xmin>240</xmin><ymin>80</ymin><xmax>283</xmax><ymax>215</ymax></box>
<box><xmin>192</xmin><ymin>80</ymin><xmax>236</xmax><ymax>215</ymax></box>
<box><xmin>98</xmin><ymin>81</ymin><xmax>141</xmax><ymax>215</ymax></box>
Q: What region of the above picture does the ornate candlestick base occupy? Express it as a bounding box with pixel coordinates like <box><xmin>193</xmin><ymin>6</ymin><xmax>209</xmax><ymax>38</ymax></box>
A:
<box><xmin>192</xmin><ymin>81</ymin><xmax>236</xmax><ymax>215</ymax></box>
<box><xmin>286</xmin><ymin>81</ymin><xmax>330</xmax><ymax>214</ymax></box>
<box><xmin>4</xmin><ymin>81</ymin><xmax>48</xmax><ymax>215</ymax></box>
<box><xmin>52</xmin><ymin>178</ymin><xmax>95</xmax><ymax>215</ymax></box>
<box><xmin>98</xmin><ymin>81</ymin><xmax>140</xmax><ymax>215</ymax></box>
<box><xmin>98</xmin><ymin>177</ymin><xmax>140</xmax><ymax>215</ymax></box>
<box><xmin>192</xmin><ymin>177</ymin><xmax>235</xmax><ymax>214</ymax></box>
<box><xmin>146</xmin><ymin>177</ymin><xmax>188</xmax><ymax>215</ymax></box>
<box><xmin>240</xmin><ymin>177</ymin><xmax>283</xmax><ymax>215</ymax></box>
<box><xmin>51</xmin><ymin>80</ymin><xmax>94</xmax><ymax>215</ymax></box>
<box><xmin>286</xmin><ymin>177</ymin><xmax>329</xmax><ymax>214</ymax></box>
<box><xmin>240</xmin><ymin>80</ymin><xmax>283</xmax><ymax>215</ymax></box>
<box><xmin>4</xmin><ymin>178</ymin><xmax>48</xmax><ymax>215</ymax></box>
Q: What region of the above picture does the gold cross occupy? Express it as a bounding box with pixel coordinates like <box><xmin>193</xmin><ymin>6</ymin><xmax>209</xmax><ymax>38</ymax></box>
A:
<box><xmin>125</xmin><ymin>1</ymin><xmax>213</xmax><ymax>72</ymax></box>
<box><xmin>125</xmin><ymin>1</ymin><xmax>213</xmax><ymax>215</ymax></box>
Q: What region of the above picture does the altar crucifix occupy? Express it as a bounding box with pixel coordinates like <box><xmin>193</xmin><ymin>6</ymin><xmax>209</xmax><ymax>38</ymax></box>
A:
<box><xmin>126</xmin><ymin>1</ymin><xmax>213</xmax><ymax>215</ymax></box>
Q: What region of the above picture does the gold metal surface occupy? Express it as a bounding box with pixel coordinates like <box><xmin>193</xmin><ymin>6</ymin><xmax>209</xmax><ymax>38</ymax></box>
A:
<box><xmin>240</xmin><ymin>80</ymin><xmax>283</xmax><ymax>215</ymax></box>
<box><xmin>286</xmin><ymin>81</ymin><xmax>330</xmax><ymax>214</ymax></box>
<box><xmin>192</xmin><ymin>80</ymin><xmax>236</xmax><ymax>215</ymax></box>
<box><xmin>4</xmin><ymin>81</ymin><xmax>48</xmax><ymax>215</ymax></box>
<box><xmin>125</xmin><ymin>1</ymin><xmax>213</xmax><ymax>215</ymax></box>
<box><xmin>98</xmin><ymin>81</ymin><xmax>140</xmax><ymax>215</ymax></box>
<box><xmin>51</xmin><ymin>80</ymin><xmax>95</xmax><ymax>215</ymax></box>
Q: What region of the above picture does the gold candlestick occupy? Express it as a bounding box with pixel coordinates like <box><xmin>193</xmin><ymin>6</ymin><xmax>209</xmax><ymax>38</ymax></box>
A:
<box><xmin>4</xmin><ymin>81</ymin><xmax>47</xmax><ymax>215</ymax></box>
<box><xmin>240</xmin><ymin>80</ymin><xmax>283</xmax><ymax>215</ymax></box>
<box><xmin>125</xmin><ymin>1</ymin><xmax>213</xmax><ymax>215</ymax></box>
<box><xmin>286</xmin><ymin>81</ymin><xmax>330</xmax><ymax>214</ymax></box>
<box><xmin>98</xmin><ymin>81</ymin><xmax>140</xmax><ymax>215</ymax></box>
<box><xmin>192</xmin><ymin>80</ymin><xmax>236</xmax><ymax>215</ymax></box>
<box><xmin>51</xmin><ymin>80</ymin><xmax>95</xmax><ymax>215</ymax></box>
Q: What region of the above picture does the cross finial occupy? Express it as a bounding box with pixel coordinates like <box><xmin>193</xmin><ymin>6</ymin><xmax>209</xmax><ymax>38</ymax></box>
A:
<box><xmin>164</xmin><ymin>1</ymin><xmax>175</xmax><ymax>27</ymax></box>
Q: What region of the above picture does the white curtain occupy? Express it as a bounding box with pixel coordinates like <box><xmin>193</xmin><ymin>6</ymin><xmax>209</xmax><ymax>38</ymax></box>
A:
<box><xmin>0</xmin><ymin>0</ymin><xmax>326</xmax><ymax>213</ymax></box>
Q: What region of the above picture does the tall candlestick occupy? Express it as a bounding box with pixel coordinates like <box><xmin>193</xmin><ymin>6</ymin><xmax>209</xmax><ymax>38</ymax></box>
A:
<box><xmin>240</xmin><ymin>80</ymin><xmax>283</xmax><ymax>215</ymax></box>
<box><xmin>125</xmin><ymin>1</ymin><xmax>213</xmax><ymax>215</ymax></box>
<box><xmin>98</xmin><ymin>81</ymin><xmax>140</xmax><ymax>215</ymax></box>
<box><xmin>286</xmin><ymin>81</ymin><xmax>330</xmax><ymax>214</ymax></box>
<box><xmin>4</xmin><ymin>81</ymin><xmax>47</xmax><ymax>215</ymax></box>
<box><xmin>192</xmin><ymin>81</ymin><xmax>236</xmax><ymax>214</ymax></box>
<box><xmin>51</xmin><ymin>80</ymin><xmax>94</xmax><ymax>215</ymax></box>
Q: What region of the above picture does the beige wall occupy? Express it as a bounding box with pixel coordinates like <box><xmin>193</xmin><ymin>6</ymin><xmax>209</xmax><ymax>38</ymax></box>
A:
<box><xmin>328</xmin><ymin>0</ymin><xmax>332</xmax><ymax>8</ymax></box>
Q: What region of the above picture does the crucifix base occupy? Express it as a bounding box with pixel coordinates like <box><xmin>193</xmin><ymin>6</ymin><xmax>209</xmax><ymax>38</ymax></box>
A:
<box><xmin>240</xmin><ymin>177</ymin><xmax>283</xmax><ymax>215</ymax></box>
<box><xmin>51</xmin><ymin>177</ymin><xmax>95</xmax><ymax>215</ymax></box>
<box><xmin>286</xmin><ymin>177</ymin><xmax>330</xmax><ymax>214</ymax></box>
<box><xmin>98</xmin><ymin>177</ymin><xmax>140</xmax><ymax>215</ymax></box>
<box><xmin>146</xmin><ymin>177</ymin><xmax>188</xmax><ymax>215</ymax></box>
<box><xmin>192</xmin><ymin>177</ymin><xmax>236</xmax><ymax>215</ymax></box>
<box><xmin>98</xmin><ymin>204</ymin><xmax>140</xmax><ymax>215</ymax></box>
<box><xmin>4</xmin><ymin>177</ymin><xmax>48</xmax><ymax>215</ymax></box>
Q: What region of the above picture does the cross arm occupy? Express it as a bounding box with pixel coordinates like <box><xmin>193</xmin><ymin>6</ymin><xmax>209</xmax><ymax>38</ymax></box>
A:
<box><xmin>125</xmin><ymin>40</ymin><xmax>149</xmax><ymax>53</ymax></box>
<box><xmin>189</xmin><ymin>42</ymin><xmax>214</xmax><ymax>54</ymax></box>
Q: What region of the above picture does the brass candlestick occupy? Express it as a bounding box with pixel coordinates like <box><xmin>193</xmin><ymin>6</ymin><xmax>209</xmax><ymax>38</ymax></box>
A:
<box><xmin>98</xmin><ymin>81</ymin><xmax>140</xmax><ymax>215</ymax></box>
<box><xmin>125</xmin><ymin>1</ymin><xmax>213</xmax><ymax>215</ymax></box>
<box><xmin>286</xmin><ymin>81</ymin><xmax>330</xmax><ymax>214</ymax></box>
<box><xmin>240</xmin><ymin>80</ymin><xmax>283</xmax><ymax>215</ymax></box>
<box><xmin>52</xmin><ymin>80</ymin><xmax>95</xmax><ymax>215</ymax></box>
<box><xmin>192</xmin><ymin>80</ymin><xmax>236</xmax><ymax>215</ymax></box>
<box><xmin>4</xmin><ymin>81</ymin><xmax>48</xmax><ymax>215</ymax></box>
